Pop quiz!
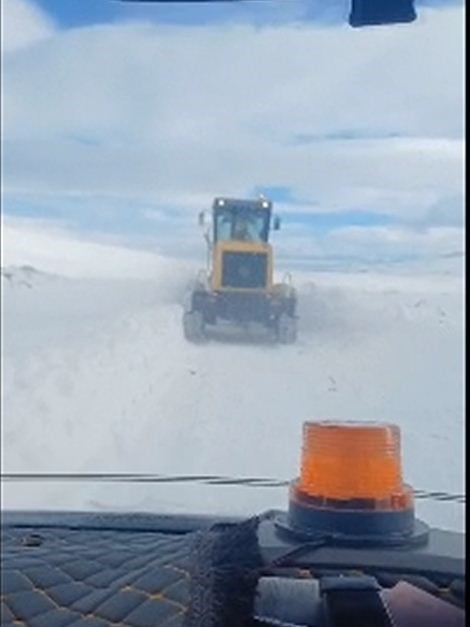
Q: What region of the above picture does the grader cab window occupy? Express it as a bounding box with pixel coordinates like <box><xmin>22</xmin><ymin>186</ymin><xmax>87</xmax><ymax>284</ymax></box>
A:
<box><xmin>214</xmin><ymin>208</ymin><xmax>270</xmax><ymax>243</ymax></box>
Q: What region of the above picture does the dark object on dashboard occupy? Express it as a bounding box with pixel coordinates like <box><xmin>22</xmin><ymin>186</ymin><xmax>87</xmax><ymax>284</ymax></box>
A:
<box><xmin>382</xmin><ymin>581</ymin><xmax>465</xmax><ymax>627</ymax></box>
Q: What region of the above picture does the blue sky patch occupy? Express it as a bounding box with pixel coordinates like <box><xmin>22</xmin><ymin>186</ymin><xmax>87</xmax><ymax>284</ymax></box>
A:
<box><xmin>33</xmin><ymin>0</ymin><xmax>315</xmax><ymax>28</ymax></box>
<box><xmin>3</xmin><ymin>194</ymin><xmax>163</xmax><ymax>237</ymax></box>
<box><xmin>34</xmin><ymin>0</ymin><xmax>119</xmax><ymax>28</ymax></box>
<box><xmin>32</xmin><ymin>0</ymin><xmax>464</xmax><ymax>30</ymax></box>
<box><xmin>4</xmin><ymin>191</ymin><xmax>396</xmax><ymax>237</ymax></box>
<box><xmin>285</xmin><ymin>210</ymin><xmax>396</xmax><ymax>232</ymax></box>
<box><xmin>253</xmin><ymin>186</ymin><xmax>297</xmax><ymax>203</ymax></box>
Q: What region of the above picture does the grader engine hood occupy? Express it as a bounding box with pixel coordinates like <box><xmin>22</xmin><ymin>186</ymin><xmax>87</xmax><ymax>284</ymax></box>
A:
<box><xmin>211</xmin><ymin>240</ymin><xmax>273</xmax><ymax>293</ymax></box>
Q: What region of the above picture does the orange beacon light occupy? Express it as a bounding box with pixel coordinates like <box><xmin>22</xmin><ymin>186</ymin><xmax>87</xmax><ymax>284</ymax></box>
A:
<box><xmin>279</xmin><ymin>421</ymin><xmax>428</xmax><ymax>545</ymax></box>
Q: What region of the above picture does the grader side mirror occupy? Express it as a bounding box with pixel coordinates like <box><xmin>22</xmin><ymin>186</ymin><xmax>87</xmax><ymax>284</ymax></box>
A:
<box><xmin>198</xmin><ymin>211</ymin><xmax>206</xmax><ymax>227</ymax></box>
<box><xmin>273</xmin><ymin>216</ymin><xmax>281</xmax><ymax>231</ymax></box>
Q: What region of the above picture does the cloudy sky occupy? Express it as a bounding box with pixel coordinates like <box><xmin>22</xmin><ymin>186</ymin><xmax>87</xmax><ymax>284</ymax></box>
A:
<box><xmin>1</xmin><ymin>0</ymin><xmax>465</xmax><ymax>269</ymax></box>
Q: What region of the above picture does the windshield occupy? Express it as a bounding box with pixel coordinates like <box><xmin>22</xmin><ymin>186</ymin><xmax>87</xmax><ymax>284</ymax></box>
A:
<box><xmin>1</xmin><ymin>0</ymin><xmax>464</xmax><ymax>536</ymax></box>
<box><xmin>215</xmin><ymin>208</ymin><xmax>270</xmax><ymax>242</ymax></box>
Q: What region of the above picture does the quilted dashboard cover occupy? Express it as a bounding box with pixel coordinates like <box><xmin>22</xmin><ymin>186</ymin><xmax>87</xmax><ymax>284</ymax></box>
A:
<box><xmin>1</xmin><ymin>525</ymin><xmax>193</xmax><ymax>627</ymax></box>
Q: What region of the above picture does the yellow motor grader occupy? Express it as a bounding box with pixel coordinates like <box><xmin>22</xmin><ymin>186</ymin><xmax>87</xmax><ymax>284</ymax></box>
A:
<box><xmin>183</xmin><ymin>197</ymin><xmax>297</xmax><ymax>343</ymax></box>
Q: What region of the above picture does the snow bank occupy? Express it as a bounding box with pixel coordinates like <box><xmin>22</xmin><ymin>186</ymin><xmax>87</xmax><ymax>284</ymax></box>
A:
<box><xmin>1</xmin><ymin>254</ymin><xmax>464</xmax><ymax>532</ymax></box>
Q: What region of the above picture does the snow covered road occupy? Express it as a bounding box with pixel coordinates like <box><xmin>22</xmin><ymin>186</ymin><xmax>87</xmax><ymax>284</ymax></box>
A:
<box><xmin>1</xmin><ymin>265</ymin><xmax>464</xmax><ymax>532</ymax></box>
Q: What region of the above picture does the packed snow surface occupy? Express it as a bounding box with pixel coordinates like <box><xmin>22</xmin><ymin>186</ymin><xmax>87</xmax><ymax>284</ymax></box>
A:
<box><xmin>1</xmin><ymin>262</ymin><xmax>464</xmax><ymax>532</ymax></box>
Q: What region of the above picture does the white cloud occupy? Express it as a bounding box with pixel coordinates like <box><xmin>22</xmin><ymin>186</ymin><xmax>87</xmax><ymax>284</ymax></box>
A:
<box><xmin>276</xmin><ymin>224</ymin><xmax>464</xmax><ymax>266</ymax></box>
<box><xmin>1</xmin><ymin>0</ymin><xmax>56</xmax><ymax>53</ymax></box>
<box><xmin>3</xmin><ymin>7</ymin><xmax>464</xmax><ymax>139</ymax></box>
<box><xmin>330</xmin><ymin>224</ymin><xmax>464</xmax><ymax>253</ymax></box>
<box><xmin>1</xmin><ymin>2</ymin><xmax>464</xmax><ymax>264</ymax></box>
